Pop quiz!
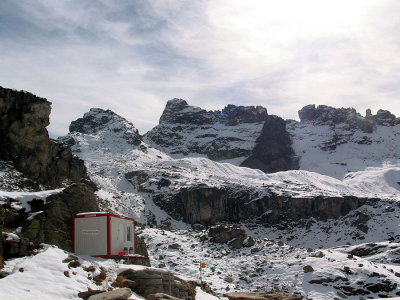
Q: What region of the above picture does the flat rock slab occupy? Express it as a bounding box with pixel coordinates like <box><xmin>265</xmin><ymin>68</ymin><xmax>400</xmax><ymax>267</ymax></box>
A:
<box><xmin>224</xmin><ymin>292</ymin><xmax>302</xmax><ymax>300</ymax></box>
<box><xmin>78</xmin><ymin>290</ymin><xmax>105</xmax><ymax>299</ymax></box>
<box><xmin>146</xmin><ymin>293</ymin><xmax>181</xmax><ymax>300</ymax></box>
<box><xmin>88</xmin><ymin>288</ymin><xmax>132</xmax><ymax>300</ymax></box>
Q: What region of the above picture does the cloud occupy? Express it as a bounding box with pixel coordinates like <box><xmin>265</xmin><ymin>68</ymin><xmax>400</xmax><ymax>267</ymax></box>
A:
<box><xmin>0</xmin><ymin>0</ymin><xmax>400</xmax><ymax>137</ymax></box>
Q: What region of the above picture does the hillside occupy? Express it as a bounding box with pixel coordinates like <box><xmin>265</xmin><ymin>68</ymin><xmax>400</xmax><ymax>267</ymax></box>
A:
<box><xmin>1</xmin><ymin>88</ymin><xmax>400</xmax><ymax>298</ymax></box>
<box><xmin>59</xmin><ymin>103</ymin><xmax>400</xmax><ymax>298</ymax></box>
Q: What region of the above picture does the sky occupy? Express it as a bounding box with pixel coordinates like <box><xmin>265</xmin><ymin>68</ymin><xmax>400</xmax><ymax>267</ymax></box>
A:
<box><xmin>1</xmin><ymin>0</ymin><xmax>400</xmax><ymax>137</ymax></box>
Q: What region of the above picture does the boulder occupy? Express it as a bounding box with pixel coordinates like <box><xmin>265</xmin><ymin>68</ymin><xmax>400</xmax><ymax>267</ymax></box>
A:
<box><xmin>208</xmin><ymin>225</ymin><xmax>253</xmax><ymax>249</ymax></box>
<box><xmin>118</xmin><ymin>269</ymin><xmax>195</xmax><ymax>299</ymax></box>
<box><xmin>303</xmin><ymin>265</ymin><xmax>314</xmax><ymax>273</ymax></box>
<box><xmin>78</xmin><ymin>290</ymin><xmax>105</xmax><ymax>299</ymax></box>
<box><xmin>87</xmin><ymin>288</ymin><xmax>132</xmax><ymax>300</ymax></box>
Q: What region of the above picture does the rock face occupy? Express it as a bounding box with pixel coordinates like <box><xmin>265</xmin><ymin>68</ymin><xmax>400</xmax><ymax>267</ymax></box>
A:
<box><xmin>0</xmin><ymin>86</ymin><xmax>88</xmax><ymax>187</ymax></box>
<box><xmin>241</xmin><ymin>115</ymin><xmax>299</xmax><ymax>172</ymax></box>
<box><xmin>155</xmin><ymin>186</ymin><xmax>368</xmax><ymax>225</ymax></box>
<box><xmin>144</xmin><ymin>99</ymin><xmax>270</xmax><ymax>162</ymax></box>
<box><xmin>22</xmin><ymin>183</ymin><xmax>99</xmax><ymax>251</ymax></box>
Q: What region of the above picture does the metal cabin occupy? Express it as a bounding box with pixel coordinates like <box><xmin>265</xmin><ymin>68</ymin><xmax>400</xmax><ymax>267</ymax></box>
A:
<box><xmin>73</xmin><ymin>212</ymin><xmax>135</xmax><ymax>257</ymax></box>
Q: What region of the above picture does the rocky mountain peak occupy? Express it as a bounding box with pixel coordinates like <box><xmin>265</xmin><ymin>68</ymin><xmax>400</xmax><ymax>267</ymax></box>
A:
<box><xmin>145</xmin><ymin>99</ymin><xmax>271</xmax><ymax>163</ymax></box>
<box><xmin>298</xmin><ymin>104</ymin><xmax>361</xmax><ymax>124</ymax></box>
<box><xmin>374</xmin><ymin>109</ymin><xmax>397</xmax><ymax>126</ymax></box>
<box><xmin>220</xmin><ymin>104</ymin><xmax>268</xmax><ymax>125</ymax></box>
<box><xmin>159</xmin><ymin>98</ymin><xmax>268</xmax><ymax>126</ymax></box>
<box><xmin>69</xmin><ymin>108</ymin><xmax>141</xmax><ymax>146</ymax></box>
<box><xmin>298</xmin><ymin>104</ymin><xmax>399</xmax><ymax>133</ymax></box>
<box><xmin>159</xmin><ymin>98</ymin><xmax>216</xmax><ymax>125</ymax></box>
<box><xmin>299</xmin><ymin>104</ymin><xmax>399</xmax><ymax>126</ymax></box>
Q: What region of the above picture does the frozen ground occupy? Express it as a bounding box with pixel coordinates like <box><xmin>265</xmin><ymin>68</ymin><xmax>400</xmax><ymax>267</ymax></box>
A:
<box><xmin>0</xmin><ymin>244</ymin><xmax>218</xmax><ymax>300</ymax></box>
<box><xmin>140</xmin><ymin>226</ymin><xmax>400</xmax><ymax>299</ymax></box>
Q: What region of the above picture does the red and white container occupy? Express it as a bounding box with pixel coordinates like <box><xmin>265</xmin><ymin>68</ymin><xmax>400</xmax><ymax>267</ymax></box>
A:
<box><xmin>73</xmin><ymin>212</ymin><xmax>135</xmax><ymax>257</ymax></box>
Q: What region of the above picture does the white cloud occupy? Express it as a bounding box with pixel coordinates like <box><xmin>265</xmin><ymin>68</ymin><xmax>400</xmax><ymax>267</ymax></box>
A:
<box><xmin>0</xmin><ymin>0</ymin><xmax>399</xmax><ymax>137</ymax></box>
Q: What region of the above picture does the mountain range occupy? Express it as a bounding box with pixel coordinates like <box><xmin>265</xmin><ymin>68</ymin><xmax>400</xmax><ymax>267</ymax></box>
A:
<box><xmin>1</xmin><ymin>86</ymin><xmax>400</xmax><ymax>299</ymax></box>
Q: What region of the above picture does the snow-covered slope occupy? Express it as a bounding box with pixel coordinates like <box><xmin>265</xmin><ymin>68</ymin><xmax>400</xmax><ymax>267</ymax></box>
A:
<box><xmin>288</xmin><ymin>116</ymin><xmax>400</xmax><ymax>179</ymax></box>
<box><xmin>64</xmin><ymin>108</ymin><xmax>400</xmax><ymax>223</ymax></box>
<box><xmin>53</xmin><ymin>107</ymin><xmax>400</xmax><ymax>298</ymax></box>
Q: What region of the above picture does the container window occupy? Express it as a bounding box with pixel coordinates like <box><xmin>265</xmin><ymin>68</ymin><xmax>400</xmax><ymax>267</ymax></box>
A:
<box><xmin>126</xmin><ymin>225</ymin><xmax>131</xmax><ymax>241</ymax></box>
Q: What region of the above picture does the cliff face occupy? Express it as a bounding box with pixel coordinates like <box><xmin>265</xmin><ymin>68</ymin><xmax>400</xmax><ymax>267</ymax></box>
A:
<box><xmin>153</xmin><ymin>186</ymin><xmax>368</xmax><ymax>226</ymax></box>
<box><xmin>144</xmin><ymin>99</ymin><xmax>297</xmax><ymax>171</ymax></box>
<box><xmin>240</xmin><ymin>115</ymin><xmax>299</xmax><ymax>172</ymax></box>
<box><xmin>0</xmin><ymin>87</ymin><xmax>88</xmax><ymax>187</ymax></box>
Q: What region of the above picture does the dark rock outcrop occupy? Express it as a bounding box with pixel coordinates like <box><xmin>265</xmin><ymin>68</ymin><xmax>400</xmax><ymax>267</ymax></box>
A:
<box><xmin>241</xmin><ymin>115</ymin><xmax>299</xmax><ymax>172</ymax></box>
<box><xmin>156</xmin><ymin>186</ymin><xmax>368</xmax><ymax>225</ymax></box>
<box><xmin>21</xmin><ymin>183</ymin><xmax>99</xmax><ymax>251</ymax></box>
<box><xmin>208</xmin><ymin>225</ymin><xmax>255</xmax><ymax>249</ymax></box>
<box><xmin>158</xmin><ymin>99</ymin><xmax>267</xmax><ymax>126</ymax></box>
<box><xmin>159</xmin><ymin>98</ymin><xmax>216</xmax><ymax>125</ymax></box>
<box><xmin>135</xmin><ymin>234</ymin><xmax>150</xmax><ymax>259</ymax></box>
<box><xmin>0</xmin><ymin>86</ymin><xmax>88</xmax><ymax>187</ymax></box>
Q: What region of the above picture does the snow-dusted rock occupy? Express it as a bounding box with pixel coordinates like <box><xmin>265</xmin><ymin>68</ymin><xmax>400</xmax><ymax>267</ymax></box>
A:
<box><xmin>144</xmin><ymin>99</ymin><xmax>268</xmax><ymax>164</ymax></box>
<box><xmin>69</xmin><ymin>108</ymin><xmax>141</xmax><ymax>146</ymax></box>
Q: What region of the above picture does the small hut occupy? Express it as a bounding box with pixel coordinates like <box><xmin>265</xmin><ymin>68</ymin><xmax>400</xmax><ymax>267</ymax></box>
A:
<box><xmin>73</xmin><ymin>212</ymin><xmax>135</xmax><ymax>257</ymax></box>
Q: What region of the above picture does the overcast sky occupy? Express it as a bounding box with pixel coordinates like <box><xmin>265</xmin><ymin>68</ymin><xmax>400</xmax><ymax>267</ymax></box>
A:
<box><xmin>1</xmin><ymin>0</ymin><xmax>400</xmax><ymax>137</ymax></box>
